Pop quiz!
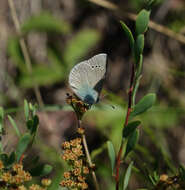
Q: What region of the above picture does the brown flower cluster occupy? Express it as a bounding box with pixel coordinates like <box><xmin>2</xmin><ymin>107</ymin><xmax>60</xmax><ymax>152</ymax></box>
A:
<box><xmin>1</xmin><ymin>163</ymin><xmax>32</xmax><ymax>186</ymax></box>
<box><xmin>61</xmin><ymin>138</ymin><xmax>90</xmax><ymax>190</ymax></box>
<box><xmin>66</xmin><ymin>94</ymin><xmax>90</xmax><ymax>120</ymax></box>
<box><xmin>0</xmin><ymin>161</ymin><xmax>51</xmax><ymax>190</ymax></box>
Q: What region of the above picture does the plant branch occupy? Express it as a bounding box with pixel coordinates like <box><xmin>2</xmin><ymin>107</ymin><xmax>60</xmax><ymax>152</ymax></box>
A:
<box><xmin>88</xmin><ymin>0</ymin><xmax>185</xmax><ymax>44</ymax></box>
<box><xmin>77</xmin><ymin>119</ymin><xmax>100</xmax><ymax>190</ymax></box>
<box><xmin>115</xmin><ymin>64</ymin><xmax>135</xmax><ymax>190</ymax></box>
<box><xmin>8</xmin><ymin>0</ymin><xmax>44</xmax><ymax>107</ymax></box>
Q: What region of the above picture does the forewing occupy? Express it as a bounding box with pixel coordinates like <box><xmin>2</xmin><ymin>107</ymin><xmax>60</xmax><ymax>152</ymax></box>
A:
<box><xmin>69</xmin><ymin>61</ymin><xmax>91</xmax><ymax>93</ymax></box>
<box><xmin>86</xmin><ymin>53</ymin><xmax>107</xmax><ymax>91</ymax></box>
<box><xmin>69</xmin><ymin>53</ymin><xmax>107</xmax><ymax>99</ymax></box>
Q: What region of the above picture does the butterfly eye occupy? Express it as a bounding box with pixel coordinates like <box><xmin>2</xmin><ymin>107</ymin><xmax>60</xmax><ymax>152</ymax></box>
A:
<box><xmin>92</xmin><ymin>66</ymin><xmax>94</xmax><ymax>68</ymax></box>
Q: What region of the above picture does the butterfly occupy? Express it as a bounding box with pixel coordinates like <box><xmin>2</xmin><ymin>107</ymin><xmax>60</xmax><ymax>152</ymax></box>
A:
<box><xmin>69</xmin><ymin>53</ymin><xmax>107</xmax><ymax>106</ymax></box>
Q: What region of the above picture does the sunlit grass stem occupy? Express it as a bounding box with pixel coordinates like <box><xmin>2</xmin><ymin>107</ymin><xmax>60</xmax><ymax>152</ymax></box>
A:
<box><xmin>8</xmin><ymin>0</ymin><xmax>44</xmax><ymax>107</ymax></box>
<box><xmin>78</xmin><ymin>119</ymin><xmax>100</xmax><ymax>190</ymax></box>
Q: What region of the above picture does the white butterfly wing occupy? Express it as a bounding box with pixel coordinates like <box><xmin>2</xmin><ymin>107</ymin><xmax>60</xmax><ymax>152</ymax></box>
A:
<box><xmin>69</xmin><ymin>53</ymin><xmax>107</xmax><ymax>102</ymax></box>
<box><xmin>86</xmin><ymin>53</ymin><xmax>107</xmax><ymax>88</ymax></box>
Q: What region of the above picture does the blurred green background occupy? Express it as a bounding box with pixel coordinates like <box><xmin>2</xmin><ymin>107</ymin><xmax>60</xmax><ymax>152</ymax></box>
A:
<box><xmin>0</xmin><ymin>0</ymin><xmax>185</xmax><ymax>189</ymax></box>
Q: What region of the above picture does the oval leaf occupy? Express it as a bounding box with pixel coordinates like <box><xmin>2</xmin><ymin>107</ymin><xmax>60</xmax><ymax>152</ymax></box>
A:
<box><xmin>135</xmin><ymin>34</ymin><xmax>144</xmax><ymax>63</ymax></box>
<box><xmin>24</xmin><ymin>99</ymin><xmax>29</xmax><ymax>121</ymax></box>
<box><xmin>107</xmin><ymin>141</ymin><xmax>116</xmax><ymax>175</ymax></box>
<box><xmin>122</xmin><ymin>121</ymin><xmax>141</xmax><ymax>138</ymax></box>
<box><xmin>123</xmin><ymin>161</ymin><xmax>134</xmax><ymax>190</ymax></box>
<box><xmin>20</xmin><ymin>64</ymin><xmax>64</xmax><ymax>88</ymax></box>
<box><xmin>8</xmin><ymin>115</ymin><xmax>21</xmax><ymax>137</ymax></box>
<box><xmin>16</xmin><ymin>133</ymin><xmax>31</xmax><ymax>162</ymax></box>
<box><xmin>7</xmin><ymin>37</ymin><xmax>26</xmax><ymax>72</ymax></box>
<box><xmin>130</xmin><ymin>93</ymin><xmax>156</xmax><ymax>118</ymax></box>
<box><xmin>136</xmin><ymin>9</ymin><xmax>150</xmax><ymax>35</ymax></box>
<box><xmin>125</xmin><ymin>130</ymin><xmax>139</xmax><ymax>157</ymax></box>
<box><xmin>21</xmin><ymin>12</ymin><xmax>70</xmax><ymax>34</ymax></box>
<box><xmin>120</xmin><ymin>21</ymin><xmax>135</xmax><ymax>50</ymax></box>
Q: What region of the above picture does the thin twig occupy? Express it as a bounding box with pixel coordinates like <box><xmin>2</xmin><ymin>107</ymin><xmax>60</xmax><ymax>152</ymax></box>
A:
<box><xmin>115</xmin><ymin>64</ymin><xmax>135</xmax><ymax>190</ymax></box>
<box><xmin>88</xmin><ymin>0</ymin><xmax>185</xmax><ymax>44</ymax></box>
<box><xmin>8</xmin><ymin>0</ymin><xmax>44</xmax><ymax>107</ymax></box>
<box><xmin>78</xmin><ymin>120</ymin><xmax>100</xmax><ymax>190</ymax></box>
<box><xmin>8</xmin><ymin>0</ymin><xmax>55</xmax><ymax>134</ymax></box>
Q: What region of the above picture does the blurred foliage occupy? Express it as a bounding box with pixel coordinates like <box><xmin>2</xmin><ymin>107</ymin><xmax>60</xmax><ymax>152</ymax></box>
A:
<box><xmin>7</xmin><ymin>12</ymin><xmax>100</xmax><ymax>88</ymax></box>
<box><xmin>0</xmin><ymin>101</ymin><xmax>53</xmax><ymax>189</ymax></box>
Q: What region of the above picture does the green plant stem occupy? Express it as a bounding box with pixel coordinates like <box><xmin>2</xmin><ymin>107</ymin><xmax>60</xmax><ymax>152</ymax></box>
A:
<box><xmin>78</xmin><ymin>120</ymin><xmax>100</xmax><ymax>190</ymax></box>
<box><xmin>115</xmin><ymin>64</ymin><xmax>135</xmax><ymax>190</ymax></box>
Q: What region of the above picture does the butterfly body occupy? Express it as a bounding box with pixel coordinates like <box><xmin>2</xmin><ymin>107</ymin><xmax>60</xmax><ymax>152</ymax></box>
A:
<box><xmin>69</xmin><ymin>53</ymin><xmax>107</xmax><ymax>105</ymax></box>
<box><xmin>74</xmin><ymin>84</ymin><xmax>98</xmax><ymax>105</ymax></box>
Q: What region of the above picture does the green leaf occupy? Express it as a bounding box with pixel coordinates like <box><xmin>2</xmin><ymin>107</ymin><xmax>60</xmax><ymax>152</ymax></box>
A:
<box><xmin>153</xmin><ymin>171</ymin><xmax>160</xmax><ymax>182</ymax></box>
<box><xmin>0</xmin><ymin>107</ymin><xmax>4</xmax><ymax>133</ymax></box>
<box><xmin>31</xmin><ymin>115</ymin><xmax>39</xmax><ymax>134</ymax></box>
<box><xmin>107</xmin><ymin>141</ymin><xmax>116</xmax><ymax>174</ymax></box>
<box><xmin>91</xmin><ymin>143</ymin><xmax>107</xmax><ymax>160</ymax></box>
<box><xmin>8</xmin><ymin>115</ymin><xmax>21</xmax><ymax>137</ymax></box>
<box><xmin>20</xmin><ymin>64</ymin><xmax>64</xmax><ymax>88</ymax></box>
<box><xmin>122</xmin><ymin>121</ymin><xmax>141</xmax><ymax>138</ymax></box>
<box><xmin>29</xmin><ymin>103</ymin><xmax>38</xmax><ymax>116</ymax></box>
<box><xmin>136</xmin><ymin>9</ymin><xmax>150</xmax><ymax>35</ymax></box>
<box><xmin>135</xmin><ymin>34</ymin><xmax>144</xmax><ymax>62</ymax></box>
<box><xmin>16</xmin><ymin>133</ymin><xmax>31</xmax><ymax>162</ymax></box>
<box><xmin>0</xmin><ymin>153</ymin><xmax>8</xmax><ymax>166</ymax></box>
<box><xmin>24</xmin><ymin>100</ymin><xmax>29</xmax><ymax>121</ymax></box>
<box><xmin>123</xmin><ymin>161</ymin><xmax>133</xmax><ymax>190</ymax></box>
<box><xmin>149</xmin><ymin>174</ymin><xmax>157</xmax><ymax>185</ymax></box>
<box><xmin>63</xmin><ymin>29</ymin><xmax>100</xmax><ymax>69</ymax></box>
<box><xmin>147</xmin><ymin>0</ymin><xmax>157</xmax><ymax>10</ymax></box>
<box><xmin>132</xmin><ymin>55</ymin><xmax>143</xmax><ymax>105</ymax></box>
<box><xmin>136</xmin><ymin>54</ymin><xmax>143</xmax><ymax>77</ymax></box>
<box><xmin>130</xmin><ymin>93</ymin><xmax>156</xmax><ymax>118</ymax></box>
<box><xmin>30</xmin><ymin>164</ymin><xmax>53</xmax><ymax>176</ymax></box>
<box><xmin>125</xmin><ymin>130</ymin><xmax>139</xmax><ymax>157</ymax></box>
<box><xmin>27</xmin><ymin>120</ymin><xmax>33</xmax><ymax>130</ymax></box>
<box><xmin>7</xmin><ymin>152</ymin><xmax>16</xmax><ymax>166</ymax></box>
<box><xmin>48</xmin><ymin>167</ymin><xmax>63</xmax><ymax>190</ymax></box>
<box><xmin>0</xmin><ymin>152</ymin><xmax>15</xmax><ymax>167</ymax></box>
<box><xmin>26</xmin><ymin>116</ymin><xmax>39</xmax><ymax>134</ymax></box>
<box><xmin>7</xmin><ymin>37</ymin><xmax>26</xmax><ymax>73</ymax></box>
<box><xmin>21</xmin><ymin>12</ymin><xmax>70</xmax><ymax>34</ymax></box>
<box><xmin>120</xmin><ymin>21</ymin><xmax>135</xmax><ymax>50</ymax></box>
<box><xmin>179</xmin><ymin>165</ymin><xmax>185</xmax><ymax>180</ymax></box>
